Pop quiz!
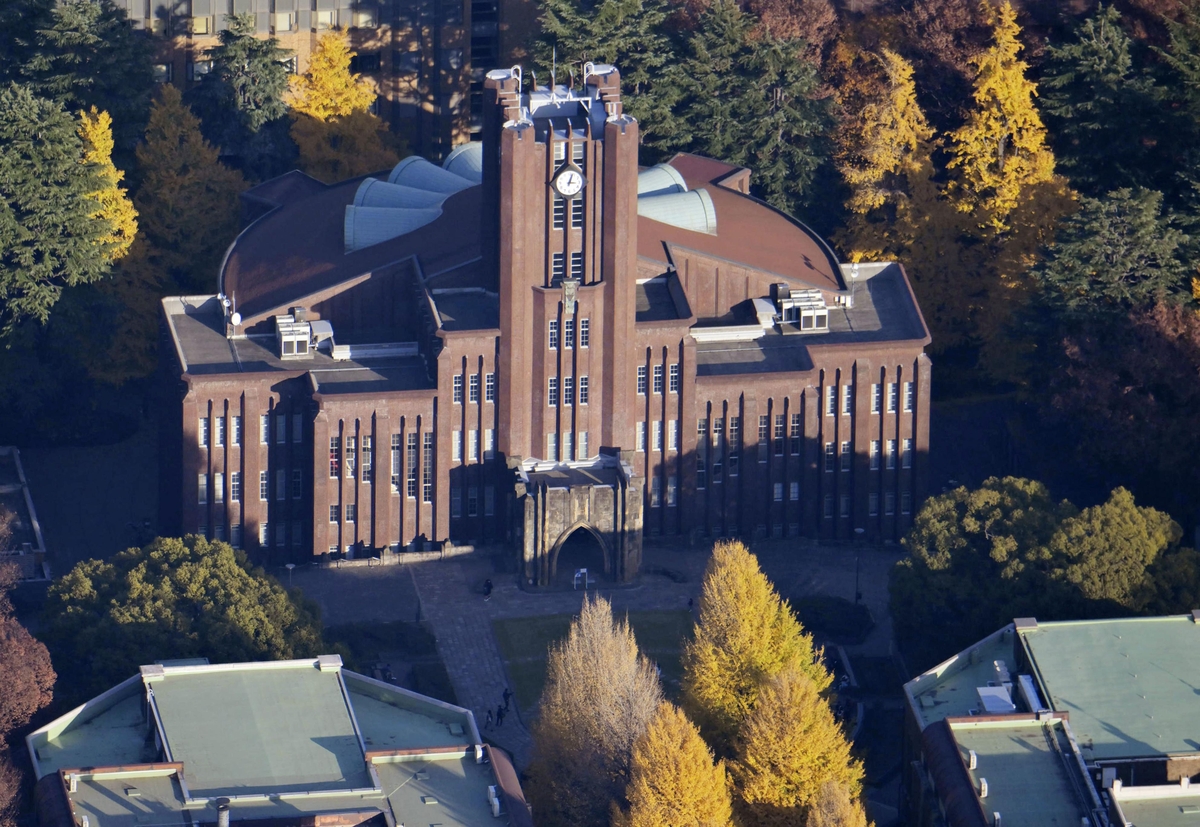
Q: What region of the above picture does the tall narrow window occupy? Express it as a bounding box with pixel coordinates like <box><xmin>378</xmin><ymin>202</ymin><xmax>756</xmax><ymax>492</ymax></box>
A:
<box><xmin>888</xmin><ymin>383</ymin><xmax>899</xmax><ymax>412</ymax></box>
<box><xmin>406</xmin><ymin>433</ymin><xmax>418</xmax><ymax>498</ymax></box>
<box><xmin>579</xmin><ymin>318</ymin><xmax>590</xmax><ymax>347</ymax></box>
<box><xmin>547</xmin><ymin>433</ymin><xmax>558</xmax><ymax>461</ymax></box>
<box><xmin>468</xmin><ymin>486</ymin><xmax>479</xmax><ymax>517</ymax></box>
<box><xmin>551</xmin><ymin>253</ymin><xmax>565</xmax><ymax>282</ymax></box>
<box><xmin>199</xmin><ymin>417</ymin><xmax>210</xmax><ymax>446</ymax></box>
<box><xmin>391</xmin><ymin>434</ymin><xmax>401</xmax><ymax>493</ymax></box>
<box><xmin>824</xmin><ymin>442</ymin><xmax>835</xmax><ymax>472</ymax></box>
<box><xmin>361</xmin><ymin>435</ymin><xmax>373</xmax><ymax>481</ymax></box>
<box><xmin>902</xmin><ymin>437</ymin><xmax>914</xmax><ymax>469</ymax></box>
<box><xmin>230</xmin><ymin>471</ymin><xmax>242</xmax><ymax>502</ymax></box>
<box><xmin>825</xmin><ymin>386</ymin><xmax>836</xmax><ymax>416</ymax></box>
<box><xmin>571</xmin><ymin>198</ymin><xmax>584</xmax><ymax>229</ymax></box>
<box><xmin>669</xmin><ymin>364</ymin><xmax>680</xmax><ymax>393</ymax></box>
<box><xmin>653</xmin><ymin>365</ymin><xmax>664</xmax><ymax>394</ymax></box>
<box><xmin>232</xmin><ymin>415</ymin><xmax>242</xmax><ymax>445</ymax></box>
<box><xmin>422</xmin><ymin>433</ymin><xmax>434</xmax><ymax>502</ymax></box>
<box><xmin>790</xmin><ymin>481</ymin><xmax>800</xmax><ymax>501</ymax></box>
<box><xmin>276</xmin><ymin>470</ymin><xmax>286</xmax><ymax>500</ymax></box>
<box><xmin>452</xmin><ymin>431</ymin><xmax>462</xmax><ymax>462</ymax></box>
<box><xmin>469</xmin><ymin>374</ymin><xmax>480</xmax><ymax>403</ymax></box>
<box><xmin>570</xmin><ymin>251</ymin><xmax>583</xmax><ymax>279</ymax></box>
<box><xmin>872</xmin><ymin>384</ymin><xmax>882</xmax><ymax>414</ymax></box>
<box><xmin>652</xmin><ymin>421</ymin><xmax>663</xmax><ymax>451</ymax></box>
<box><xmin>468</xmin><ymin>430</ymin><xmax>479</xmax><ymax>461</ymax></box>
<box><xmin>666</xmin><ymin>475</ymin><xmax>678</xmax><ymax>507</ymax></box>
<box><xmin>484</xmin><ymin>428</ymin><xmax>495</xmax><ymax>459</ymax></box>
<box><xmin>548</xmin><ymin>377</ymin><xmax>559</xmax><ymax>406</ymax></box>
<box><xmin>870</xmin><ymin>440</ymin><xmax>881</xmax><ymax>471</ymax></box>
<box><xmin>563</xmin><ymin>432</ymin><xmax>573</xmax><ymax>461</ymax></box>
<box><xmin>901</xmin><ymin>491</ymin><xmax>912</xmax><ymax>514</ymax></box>
<box><xmin>231</xmin><ymin>524</ymin><xmax>242</xmax><ymax>548</ymax></box>
<box><xmin>869</xmin><ymin>492</ymin><xmax>879</xmax><ymax>516</ymax></box>
<box><xmin>667</xmin><ymin>420</ymin><xmax>678</xmax><ymax>451</ymax></box>
<box><xmin>214</xmin><ymin>472</ymin><xmax>224</xmax><ymax>503</ymax></box>
<box><xmin>329</xmin><ymin>437</ymin><xmax>341</xmax><ymax>477</ymax></box>
<box><xmin>729</xmin><ymin>417</ymin><xmax>740</xmax><ymax>476</ymax></box>
<box><xmin>330</xmin><ymin>503</ymin><xmax>339</xmax><ymax>523</ymax></box>
<box><xmin>275</xmin><ymin>414</ymin><xmax>286</xmax><ymax>444</ymax></box>
<box><xmin>636</xmin><ymin>421</ymin><xmax>646</xmax><ymax>452</ymax></box>
<box><xmin>790</xmin><ymin>413</ymin><xmax>802</xmax><ymax>455</ymax></box>
<box><xmin>842</xmin><ymin>385</ymin><xmax>853</xmax><ymax>415</ymax></box>
<box><xmin>563</xmin><ymin>376</ymin><xmax>574</xmax><ymax>405</ymax></box>
<box><xmin>824</xmin><ymin>494</ymin><xmax>834</xmax><ymax>519</ymax></box>
<box><xmin>885</xmin><ymin>491</ymin><xmax>896</xmax><ymax>515</ymax></box>
<box><xmin>198</xmin><ymin>473</ymin><xmax>208</xmax><ymax>504</ymax></box>
<box><xmin>484</xmin><ymin>486</ymin><xmax>495</xmax><ymax>516</ymax></box>
<box><xmin>579</xmin><ymin>376</ymin><xmax>589</xmax><ymax>404</ymax></box>
<box><xmin>453</xmin><ymin>375</ymin><xmax>463</xmax><ymax>403</ymax></box>
<box><xmin>840</xmin><ymin>495</ymin><xmax>851</xmax><ymax>518</ymax></box>
<box><xmin>903</xmin><ymin>381</ymin><xmax>915</xmax><ymax>411</ymax></box>
<box><xmin>215</xmin><ymin>416</ymin><xmax>225</xmax><ymax>446</ymax></box>
<box><xmin>637</xmin><ymin>366</ymin><xmax>647</xmax><ymax>395</ymax></box>
<box><xmin>346</xmin><ymin>503</ymin><xmax>357</xmax><ymax>523</ymax></box>
<box><xmin>774</xmin><ymin>414</ymin><xmax>785</xmax><ymax>456</ymax></box>
<box><xmin>485</xmin><ymin>372</ymin><xmax>496</xmax><ymax>402</ymax></box>
<box><xmin>548</xmin><ymin>320</ymin><xmax>559</xmax><ymax>350</ymax></box>
<box><xmin>261</xmin><ymin>414</ymin><xmax>270</xmax><ymax>444</ymax></box>
<box><xmin>650</xmin><ymin>476</ymin><xmax>662</xmax><ymax>508</ymax></box>
<box><xmin>564</xmin><ymin>319</ymin><xmax>575</xmax><ymax>348</ymax></box>
<box><xmin>696</xmin><ymin>454</ymin><xmax>706</xmax><ymax>490</ymax></box>
<box><xmin>773</xmin><ymin>483</ymin><xmax>784</xmax><ymax>502</ymax></box>
<box><xmin>345</xmin><ymin>435</ymin><xmax>357</xmax><ymax>478</ymax></box>
<box><xmin>292</xmin><ymin>469</ymin><xmax>302</xmax><ymax>499</ymax></box>
<box><xmin>259</xmin><ymin>471</ymin><xmax>269</xmax><ymax>501</ymax></box>
<box><xmin>552</xmin><ymin>195</ymin><xmax>566</xmax><ymax>228</ymax></box>
<box><xmin>840</xmin><ymin>440</ymin><xmax>852</xmax><ymax>471</ymax></box>
<box><xmin>886</xmin><ymin>439</ymin><xmax>898</xmax><ymax>470</ymax></box>
<box><xmin>758</xmin><ymin>416</ymin><xmax>769</xmax><ymax>462</ymax></box>
<box><xmin>292</xmin><ymin>413</ymin><xmax>302</xmax><ymax>443</ymax></box>
<box><xmin>578</xmin><ymin>431</ymin><xmax>588</xmax><ymax>458</ymax></box>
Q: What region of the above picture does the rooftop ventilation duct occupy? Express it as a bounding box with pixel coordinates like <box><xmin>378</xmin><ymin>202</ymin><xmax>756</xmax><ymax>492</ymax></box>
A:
<box><xmin>387</xmin><ymin>156</ymin><xmax>476</xmax><ymax>194</ymax></box>
<box><xmin>637</xmin><ymin>187</ymin><xmax>717</xmax><ymax>235</ymax></box>
<box><xmin>637</xmin><ymin>164</ymin><xmax>688</xmax><ymax>198</ymax></box>
<box><xmin>343</xmin><ymin>205</ymin><xmax>443</xmax><ymax>253</ymax></box>
<box><xmin>353</xmin><ymin>178</ymin><xmax>447</xmax><ymax>209</ymax></box>
<box><xmin>442</xmin><ymin>142</ymin><xmax>483</xmax><ymax>183</ymax></box>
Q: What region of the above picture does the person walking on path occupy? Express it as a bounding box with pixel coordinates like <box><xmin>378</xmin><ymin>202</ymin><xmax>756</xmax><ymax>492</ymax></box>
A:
<box><xmin>496</xmin><ymin>704</ymin><xmax>506</xmax><ymax>727</ymax></box>
<box><xmin>502</xmin><ymin>687</ymin><xmax>512</xmax><ymax>710</ymax></box>
<box><xmin>484</xmin><ymin>709</ymin><xmax>493</xmax><ymax>729</ymax></box>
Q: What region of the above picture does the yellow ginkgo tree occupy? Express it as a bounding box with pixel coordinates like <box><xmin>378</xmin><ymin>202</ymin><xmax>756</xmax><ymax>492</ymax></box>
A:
<box><xmin>78</xmin><ymin>107</ymin><xmax>137</xmax><ymax>262</ymax></box>
<box><xmin>287</xmin><ymin>30</ymin><xmax>377</xmax><ymax>120</ymax></box>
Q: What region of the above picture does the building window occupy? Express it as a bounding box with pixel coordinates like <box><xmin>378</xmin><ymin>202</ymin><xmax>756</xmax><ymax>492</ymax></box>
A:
<box><xmin>153</xmin><ymin>63</ymin><xmax>172</xmax><ymax>82</ymax></box>
<box><xmin>453</xmin><ymin>374</ymin><xmax>463</xmax><ymax>403</ymax></box>
<box><xmin>667</xmin><ymin>475</ymin><xmax>678</xmax><ymax>507</ymax></box>
<box><xmin>484</xmin><ymin>429</ymin><xmax>496</xmax><ymax>459</ymax></box>
<box><xmin>666</xmin><ymin>420</ymin><xmax>677</xmax><ymax>451</ymax></box>
<box><xmin>773</xmin><ymin>482</ymin><xmax>783</xmax><ymax>502</ymax></box>
<box><xmin>841</xmin><ymin>441</ymin><xmax>852</xmax><ymax>471</ymax></box>
<box><xmin>904</xmin><ymin>381</ymin><xmax>915</xmax><ymax>412</ymax></box>
<box><xmin>213</xmin><ymin>524</ymin><xmax>225</xmax><ymax>541</ymax></box>
<box><xmin>315</xmin><ymin>9</ymin><xmax>334</xmax><ymax>28</ymax></box>
<box><xmin>650</xmin><ymin>476</ymin><xmax>662</xmax><ymax>508</ymax></box>
<box><xmin>790</xmin><ymin>481</ymin><xmax>800</xmax><ymax>501</ymax></box>
<box><xmin>276</xmin><ymin>470</ymin><xmax>286</xmax><ymax>500</ymax></box>
<box><xmin>259</xmin><ymin>523</ymin><xmax>269</xmax><ymax>546</ymax></box>
<box><xmin>825</xmin><ymin>385</ymin><xmax>836</xmax><ymax>416</ymax></box>
<box><xmin>652</xmin><ymin>421</ymin><xmax>663</xmax><ymax>451</ymax></box>
<box><xmin>485</xmin><ymin>372</ymin><xmax>496</xmax><ymax>402</ymax></box>
<box><xmin>231</xmin><ymin>471</ymin><xmax>242</xmax><ymax>502</ymax></box>
<box><xmin>636</xmin><ymin>422</ymin><xmax>646</xmax><ymax>451</ymax></box>
<box><xmin>191</xmin><ymin>17</ymin><xmax>212</xmax><ymax>35</ymax></box>
<box><xmin>872</xmin><ymin>384</ymin><xmax>882</xmax><ymax>414</ymax></box>
<box><xmin>484</xmin><ymin>486</ymin><xmax>495</xmax><ymax>516</ymax></box>
<box><xmin>901</xmin><ymin>491</ymin><xmax>913</xmax><ymax>514</ymax></box>
<box><xmin>362</xmin><ymin>435</ymin><xmax>372</xmax><ymax>481</ymax></box>
<box><xmin>259</xmin><ymin>471</ymin><xmax>269</xmax><ymax>501</ymax></box>
<box><xmin>840</xmin><ymin>495</ymin><xmax>851</xmax><ymax>518</ymax></box>
<box><xmin>824</xmin><ymin>442</ymin><xmax>835</xmax><ymax>472</ymax></box>
<box><xmin>407</xmin><ymin>433</ymin><xmax>418</xmax><ymax>499</ymax></box>
<box><xmin>580</xmin><ymin>319</ymin><xmax>590</xmax><ymax>347</ymax></box>
<box><xmin>653</xmin><ymin>365</ymin><xmax>664</xmax><ymax>394</ymax></box>
<box><xmin>468</xmin><ymin>373</ymin><xmax>480</xmax><ymax>403</ymax></box>
<box><xmin>869</xmin><ymin>492</ymin><xmax>879</xmax><ymax>516</ymax></box>
<box><xmin>571</xmin><ymin>198</ymin><xmax>584</xmax><ymax>229</ymax></box>
<box><xmin>199</xmin><ymin>417</ymin><xmax>209</xmax><ymax>447</ymax></box>
<box><xmin>231</xmin><ymin>524</ymin><xmax>242</xmax><ymax>548</ymax></box>
<box><xmin>291</xmin><ymin>521</ymin><xmax>301</xmax><ymax>548</ymax></box>
<box><xmin>564</xmin><ymin>376</ymin><xmax>574</xmax><ymax>405</ymax></box>
<box><xmin>292</xmin><ymin>469</ymin><xmax>302</xmax><ymax>499</ymax></box>
<box><xmin>729</xmin><ymin>417</ymin><xmax>740</xmax><ymax>476</ymax></box>
<box><xmin>774</xmin><ymin>414</ymin><xmax>785</xmax><ymax>456</ymax></box>
<box><xmin>215</xmin><ymin>416</ymin><xmax>225</xmax><ymax>446</ymax></box>
<box><xmin>579</xmin><ymin>376</ymin><xmax>589</xmax><ymax>404</ymax></box>
<box><xmin>329</xmin><ymin>436</ymin><xmax>341</xmax><ymax>477</ymax></box>
<box><xmin>888</xmin><ymin>382</ymin><xmax>899</xmax><ymax>413</ymax></box>
<box><xmin>564</xmin><ymin>320</ymin><xmax>575</xmax><ymax>349</ymax></box>
<box><xmin>422</xmin><ymin>433</ymin><xmax>434</xmax><ymax>502</ymax></box>
<box><xmin>232</xmin><ymin>415</ymin><xmax>242</xmax><ymax>445</ymax></box>
<box><xmin>842</xmin><ymin>385</ymin><xmax>853</xmax><ymax>415</ymax></box>
<box><xmin>391</xmin><ymin>434</ymin><xmax>401</xmax><ymax>493</ymax></box>
<box><xmin>790</xmin><ymin>413</ymin><xmax>802</xmax><ymax>455</ymax></box>
<box><xmin>346</xmin><ymin>436</ymin><xmax>357</xmax><ymax>478</ymax></box>
<box><xmin>637</xmin><ymin>366</ymin><xmax>647</xmax><ymax>395</ymax></box>
<box><xmin>273</xmin><ymin>11</ymin><xmax>294</xmax><ymax>30</ymax></box>
<box><xmin>330</xmin><ymin>504</ymin><xmax>340</xmax><ymax>523</ymax></box>
<box><xmin>551</xmin><ymin>253</ymin><xmax>566</xmax><ymax>283</ymax></box>
<box><xmin>902</xmin><ymin>438</ymin><xmax>914</xmax><ymax>469</ymax></box>
<box><xmin>886</xmin><ymin>439</ymin><xmax>897</xmax><ymax>470</ymax></box>
<box><xmin>578</xmin><ymin>431</ymin><xmax>588</xmax><ymax>458</ymax></box>
<box><xmin>468</xmin><ymin>486</ymin><xmax>479</xmax><ymax>517</ymax></box>
<box><xmin>453</xmin><ymin>431</ymin><xmax>462</xmax><ymax>462</ymax></box>
<box><xmin>198</xmin><ymin>473</ymin><xmax>208</xmax><ymax>504</ymax></box>
<box><xmin>563</xmin><ymin>432</ymin><xmax>573</xmax><ymax>460</ymax></box>
<box><xmin>276</xmin><ymin>414</ymin><xmax>286</xmax><ymax>444</ymax></box>
<box><xmin>468</xmin><ymin>430</ymin><xmax>479</xmax><ymax>462</ymax></box>
<box><xmin>758</xmin><ymin>416</ymin><xmax>769</xmax><ymax>462</ymax></box>
<box><xmin>824</xmin><ymin>494</ymin><xmax>834</xmax><ymax>519</ymax></box>
<box><xmin>870</xmin><ymin>440</ymin><xmax>881</xmax><ymax>471</ymax></box>
<box><xmin>669</xmin><ymin>364</ymin><xmax>680</xmax><ymax>393</ymax></box>
<box><xmin>213</xmin><ymin>472</ymin><xmax>224</xmax><ymax>503</ymax></box>
<box><xmin>549</xmin><ymin>320</ymin><xmax>559</xmax><ymax>350</ymax></box>
<box><xmin>547</xmin><ymin>433</ymin><xmax>558</xmax><ymax>461</ymax></box>
<box><xmin>570</xmin><ymin>252</ymin><xmax>583</xmax><ymax>279</ymax></box>
<box><xmin>885</xmin><ymin>491</ymin><xmax>896</xmax><ymax>515</ymax></box>
<box><xmin>346</xmin><ymin>503</ymin><xmax>357</xmax><ymax>523</ymax></box>
<box><xmin>552</xmin><ymin>195</ymin><xmax>566</xmax><ymax>229</ymax></box>
<box><xmin>548</xmin><ymin>377</ymin><xmax>559</xmax><ymax>406</ymax></box>
<box><xmin>261</xmin><ymin>414</ymin><xmax>270</xmax><ymax>444</ymax></box>
<box><xmin>292</xmin><ymin>413</ymin><xmax>302</xmax><ymax>443</ymax></box>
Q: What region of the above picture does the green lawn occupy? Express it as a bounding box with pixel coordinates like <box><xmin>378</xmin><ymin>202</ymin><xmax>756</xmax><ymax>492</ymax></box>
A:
<box><xmin>492</xmin><ymin>610</ymin><xmax>693</xmax><ymax>711</ymax></box>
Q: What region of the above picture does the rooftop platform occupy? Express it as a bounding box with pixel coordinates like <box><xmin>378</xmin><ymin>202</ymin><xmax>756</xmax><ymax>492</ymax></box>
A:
<box><xmin>904</xmin><ymin>626</ymin><xmax>1020</xmax><ymax>731</ymax></box>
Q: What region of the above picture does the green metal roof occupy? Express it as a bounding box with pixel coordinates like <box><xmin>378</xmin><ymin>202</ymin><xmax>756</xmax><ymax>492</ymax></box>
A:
<box><xmin>1115</xmin><ymin>790</ymin><xmax>1200</xmax><ymax>827</ymax></box>
<box><xmin>904</xmin><ymin>626</ymin><xmax>1020</xmax><ymax>729</ymax></box>
<box><xmin>949</xmin><ymin>719</ymin><xmax>1092</xmax><ymax>827</ymax></box>
<box><xmin>1021</xmin><ymin>616</ymin><xmax>1200</xmax><ymax>761</ymax></box>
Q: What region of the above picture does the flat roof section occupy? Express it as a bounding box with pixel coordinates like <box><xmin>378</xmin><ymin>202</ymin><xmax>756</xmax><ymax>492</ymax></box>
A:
<box><xmin>1021</xmin><ymin>616</ymin><xmax>1200</xmax><ymax>761</ymax></box>
<box><xmin>905</xmin><ymin>627</ymin><xmax>1019</xmax><ymax>730</ymax></box>
<box><xmin>949</xmin><ymin>719</ymin><xmax>1093</xmax><ymax>827</ymax></box>
<box><xmin>33</xmin><ymin>688</ymin><xmax>154</xmax><ymax>776</ymax></box>
<box><xmin>151</xmin><ymin>665</ymin><xmax>372</xmax><ymax>796</ymax></box>
<box><xmin>1114</xmin><ymin>787</ymin><xmax>1200</xmax><ymax>827</ymax></box>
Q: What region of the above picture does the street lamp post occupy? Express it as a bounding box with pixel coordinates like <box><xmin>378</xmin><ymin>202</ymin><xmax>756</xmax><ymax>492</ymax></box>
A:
<box><xmin>286</xmin><ymin>562</ymin><xmax>296</xmax><ymax>586</ymax></box>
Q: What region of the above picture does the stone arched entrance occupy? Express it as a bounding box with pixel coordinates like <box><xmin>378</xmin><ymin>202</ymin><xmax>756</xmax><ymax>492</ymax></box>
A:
<box><xmin>549</xmin><ymin>523</ymin><xmax>611</xmax><ymax>585</ymax></box>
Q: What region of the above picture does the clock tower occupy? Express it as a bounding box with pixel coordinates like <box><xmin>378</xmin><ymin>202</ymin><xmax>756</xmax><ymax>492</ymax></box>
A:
<box><xmin>482</xmin><ymin>64</ymin><xmax>640</xmax><ymax>464</ymax></box>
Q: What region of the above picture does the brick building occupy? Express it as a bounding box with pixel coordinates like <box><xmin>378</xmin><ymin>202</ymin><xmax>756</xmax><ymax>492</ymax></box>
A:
<box><xmin>161</xmin><ymin>64</ymin><xmax>932</xmax><ymax>584</ymax></box>
<box><xmin>126</xmin><ymin>0</ymin><xmax>535</xmax><ymax>155</ymax></box>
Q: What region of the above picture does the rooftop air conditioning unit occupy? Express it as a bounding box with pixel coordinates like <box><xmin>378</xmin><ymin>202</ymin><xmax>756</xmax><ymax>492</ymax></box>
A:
<box><xmin>487</xmin><ymin>785</ymin><xmax>503</xmax><ymax>818</ymax></box>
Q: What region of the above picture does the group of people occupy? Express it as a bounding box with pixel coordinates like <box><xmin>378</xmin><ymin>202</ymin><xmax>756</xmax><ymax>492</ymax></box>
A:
<box><xmin>483</xmin><ymin>687</ymin><xmax>513</xmax><ymax>729</ymax></box>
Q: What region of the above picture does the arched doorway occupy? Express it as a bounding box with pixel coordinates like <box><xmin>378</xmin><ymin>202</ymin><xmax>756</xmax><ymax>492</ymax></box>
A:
<box><xmin>551</xmin><ymin>526</ymin><xmax>609</xmax><ymax>586</ymax></box>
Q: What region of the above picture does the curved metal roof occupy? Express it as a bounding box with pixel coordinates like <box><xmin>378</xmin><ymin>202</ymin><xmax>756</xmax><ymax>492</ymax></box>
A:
<box><xmin>637</xmin><ymin>164</ymin><xmax>688</xmax><ymax>198</ymax></box>
<box><xmin>353</xmin><ymin>178</ymin><xmax>448</xmax><ymax>209</ymax></box>
<box><xmin>343</xmin><ymin>205</ymin><xmax>444</xmax><ymax>253</ymax></box>
<box><xmin>387</xmin><ymin>156</ymin><xmax>476</xmax><ymax>193</ymax></box>
<box><xmin>443</xmin><ymin>142</ymin><xmax>484</xmax><ymax>183</ymax></box>
<box><xmin>636</xmin><ymin>188</ymin><xmax>717</xmax><ymax>235</ymax></box>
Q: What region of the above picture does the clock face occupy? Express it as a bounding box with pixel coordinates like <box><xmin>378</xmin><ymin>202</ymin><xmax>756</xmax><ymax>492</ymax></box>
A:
<box><xmin>554</xmin><ymin>167</ymin><xmax>585</xmax><ymax>197</ymax></box>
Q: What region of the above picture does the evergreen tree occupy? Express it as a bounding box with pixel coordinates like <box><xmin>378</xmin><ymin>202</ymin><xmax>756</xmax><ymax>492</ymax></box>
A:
<box><xmin>78</xmin><ymin>107</ymin><xmax>137</xmax><ymax>261</ymax></box>
<box><xmin>681</xmin><ymin>540</ymin><xmax>830</xmax><ymax>756</ymax></box>
<box><xmin>23</xmin><ymin>0</ymin><xmax>155</xmax><ymax>149</ymax></box>
<box><xmin>287</xmin><ymin>30</ymin><xmax>376</xmax><ymax>120</ymax></box>
<box><xmin>528</xmin><ymin>595</ymin><xmax>663</xmax><ymax>827</ymax></box>
<box><xmin>1042</xmin><ymin>5</ymin><xmax>1172</xmax><ymax>197</ymax></box>
<box><xmin>292</xmin><ymin>110</ymin><xmax>402</xmax><ymax>184</ymax></box>
<box><xmin>1033</xmin><ymin>188</ymin><xmax>1190</xmax><ymax>315</ymax></box>
<box><xmin>660</xmin><ymin>0</ymin><xmax>831</xmax><ymax>216</ymax></box>
<box><xmin>533</xmin><ymin>0</ymin><xmax>676</xmax><ymax>131</ymax></box>
<box><xmin>134</xmin><ymin>85</ymin><xmax>245</xmax><ymax>293</ymax></box>
<box><xmin>613</xmin><ymin>702</ymin><xmax>733</xmax><ymax>827</ymax></box>
<box><xmin>732</xmin><ymin>666</ymin><xmax>863</xmax><ymax>827</ymax></box>
<box><xmin>0</xmin><ymin>83</ymin><xmax>111</xmax><ymax>336</ymax></box>
<box><xmin>947</xmin><ymin>1</ymin><xmax>1056</xmax><ymax>232</ymax></box>
<box><xmin>188</xmin><ymin>13</ymin><xmax>294</xmax><ymax>178</ymax></box>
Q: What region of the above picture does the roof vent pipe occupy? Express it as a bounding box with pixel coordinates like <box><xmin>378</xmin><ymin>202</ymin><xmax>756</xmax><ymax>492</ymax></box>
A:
<box><xmin>968</xmin><ymin>750</ymin><xmax>977</xmax><ymax>770</ymax></box>
<box><xmin>979</xmin><ymin>778</ymin><xmax>988</xmax><ymax>798</ymax></box>
<box><xmin>217</xmin><ymin>798</ymin><xmax>231</xmax><ymax>827</ymax></box>
<box><xmin>993</xmin><ymin>813</ymin><xmax>1001</xmax><ymax>827</ymax></box>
